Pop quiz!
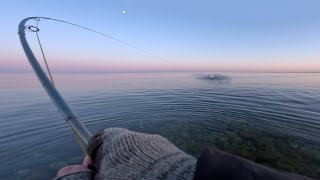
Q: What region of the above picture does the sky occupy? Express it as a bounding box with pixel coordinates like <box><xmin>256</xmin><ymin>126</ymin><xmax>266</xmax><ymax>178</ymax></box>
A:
<box><xmin>1</xmin><ymin>0</ymin><xmax>320</xmax><ymax>73</ymax></box>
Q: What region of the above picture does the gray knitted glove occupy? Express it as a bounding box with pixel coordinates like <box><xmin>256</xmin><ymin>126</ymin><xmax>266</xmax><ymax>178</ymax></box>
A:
<box><xmin>88</xmin><ymin>128</ymin><xmax>196</xmax><ymax>180</ymax></box>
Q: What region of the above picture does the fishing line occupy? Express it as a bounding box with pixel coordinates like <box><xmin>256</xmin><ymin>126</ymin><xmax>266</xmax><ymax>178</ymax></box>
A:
<box><xmin>32</xmin><ymin>17</ymin><xmax>170</xmax><ymax>133</ymax></box>
<box><xmin>35</xmin><ymin>20</ymin><xmax>55</xmax><ymax>86</ymax></box>
<box><xmin>30</xmin><ymin>17</ymin><xmax>169</xmax><ymax>85</ymax></box>
<box><xmin>19</xmin><ymin>16</ymin><xmax>169</xmax><ymax>155</ymax></box>
<box><xmin>32</xmin><ymin>17</ymin><xmax>169</xmax><ymax>64</ymax></box>
<box><xmin>34</xmin><ymin>19</ymin><xmax>89</xmax><ymax>154</ymax></box>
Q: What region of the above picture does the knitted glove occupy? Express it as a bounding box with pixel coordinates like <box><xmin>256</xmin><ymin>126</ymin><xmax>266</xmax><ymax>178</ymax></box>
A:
<box><xmin>88</xmin><ymin>128</ymin><xmax>196</xmax><ymax>180</ymax></box>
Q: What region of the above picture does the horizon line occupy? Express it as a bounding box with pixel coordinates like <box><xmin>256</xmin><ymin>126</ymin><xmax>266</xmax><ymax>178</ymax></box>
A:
<box><xmin>1</xmin><ymin>70</ymin><xmax>320</xmax><ymax>74</ymax></box>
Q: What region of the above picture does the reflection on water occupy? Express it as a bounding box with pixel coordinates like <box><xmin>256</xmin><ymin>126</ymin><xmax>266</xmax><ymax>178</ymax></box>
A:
<box><xmin>0</xmin><ymin>73</ymin><xmax>319</xmax><ymax>179</ymax></box>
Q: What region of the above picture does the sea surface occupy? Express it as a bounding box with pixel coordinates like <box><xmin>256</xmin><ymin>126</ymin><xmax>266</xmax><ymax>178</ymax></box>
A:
<box><xmin>0</xmin><ymin>72</ymin><xmax>319</xmax><ymax>179</ymax></box>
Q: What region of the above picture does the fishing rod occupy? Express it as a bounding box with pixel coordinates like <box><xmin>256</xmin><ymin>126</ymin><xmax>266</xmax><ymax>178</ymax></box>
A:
<box><xmin>18</xmin><ymin>17</ymin><xmax>92</xmax><ymax>154</ymax></box>
<box><xmin>19</xmin><ymin>16</ymin><xmax>167</xmax><ymax>155</ymax></box>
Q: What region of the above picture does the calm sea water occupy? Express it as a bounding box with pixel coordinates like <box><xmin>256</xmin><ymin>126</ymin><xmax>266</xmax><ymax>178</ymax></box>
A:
<box><xmin>0</xmin><ymin>72</ymin><xmax>319</xmax><ymax>179</ymax></box>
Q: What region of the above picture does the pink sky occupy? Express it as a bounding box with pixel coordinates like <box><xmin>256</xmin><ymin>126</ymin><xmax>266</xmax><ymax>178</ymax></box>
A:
<box><xmin>2</xmin><ymin>54</ymin><xmax>320</xmax><ymax>73</ymax></box>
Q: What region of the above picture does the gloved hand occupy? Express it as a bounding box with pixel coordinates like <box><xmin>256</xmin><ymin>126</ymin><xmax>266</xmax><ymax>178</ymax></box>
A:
<box><xmin>55</xmin><ymin>128</ymin><xmax>196</xmax><ymax>180</ymax></box>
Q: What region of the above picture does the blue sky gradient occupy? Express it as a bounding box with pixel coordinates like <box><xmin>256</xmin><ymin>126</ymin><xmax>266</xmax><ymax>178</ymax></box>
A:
<box><xmin>1</xmin><ymin>0</ymin><xmax>320</xmax><ymax>72</ymax></box>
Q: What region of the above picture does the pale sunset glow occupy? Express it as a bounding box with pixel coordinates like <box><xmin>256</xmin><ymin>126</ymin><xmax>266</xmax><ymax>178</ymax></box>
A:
<box><xmin>1</xmin><ymin>1</ymin><xmax>320</xmax><ymax>73</ymax></box>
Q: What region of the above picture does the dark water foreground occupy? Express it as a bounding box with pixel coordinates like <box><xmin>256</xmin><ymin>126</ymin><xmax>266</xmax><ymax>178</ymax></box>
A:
<box><xmin>147</xmin><ymin>122</ymin><xmax>320</xmax><ymax>178</ymax></box>
<box><xmin>0</xmin><ymin>73</ymin><xmax>319</xmax><ymax>179</ymax></box>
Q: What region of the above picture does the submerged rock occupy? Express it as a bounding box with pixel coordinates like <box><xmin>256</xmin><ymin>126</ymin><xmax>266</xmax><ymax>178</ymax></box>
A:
<box><xmin>150</xmin><ymin>121</ymin><xmax>320</xmax><ymax>179</ymax></box>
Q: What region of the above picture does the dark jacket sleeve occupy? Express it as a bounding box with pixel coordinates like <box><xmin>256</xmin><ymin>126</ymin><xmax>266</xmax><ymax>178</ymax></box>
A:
<box><xmin>193</xmin><ymin>147</ymin><xmax>313</xmax><ymax>180</ymax></box>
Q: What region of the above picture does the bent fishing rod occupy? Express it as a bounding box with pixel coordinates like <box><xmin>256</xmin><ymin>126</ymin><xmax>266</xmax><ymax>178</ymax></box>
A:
<box><xmin>18</xmin><ymin>17</ymin><xmax>93</xmax><ymax>154</ymax></box>
<box><xmin>18</xmin><ymin>16</ymin><xmax>166</xmax><ymax>155</ymax></box>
